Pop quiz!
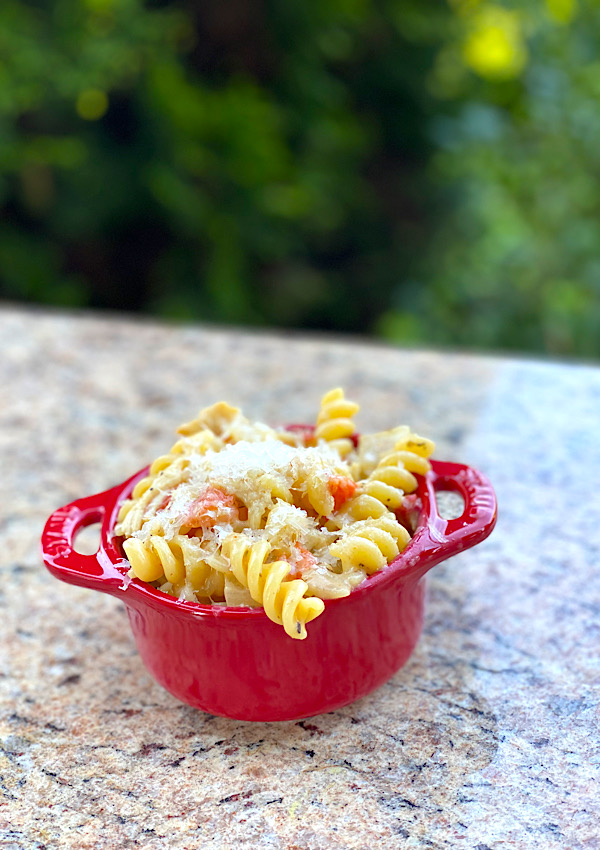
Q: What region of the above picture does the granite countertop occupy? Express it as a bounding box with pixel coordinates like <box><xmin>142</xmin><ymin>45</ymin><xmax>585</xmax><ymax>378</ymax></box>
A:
<box><xmin>1</xmin><ymin>306</ymin><xmax>599</xmax><ymax>849</ymax></box>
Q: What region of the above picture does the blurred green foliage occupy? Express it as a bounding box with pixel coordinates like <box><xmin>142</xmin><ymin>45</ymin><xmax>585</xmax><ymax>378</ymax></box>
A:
<box><xmin>0</xmin><ymin>0</ymin><xmax>599</xmax><ymax>357</ymax></box>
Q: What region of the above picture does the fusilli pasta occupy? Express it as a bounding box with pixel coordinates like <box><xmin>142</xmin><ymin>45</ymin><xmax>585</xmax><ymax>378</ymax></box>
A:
<box><xmin>221</xmin><ymin>534</ymin><xmax>325</xmax><ymax>638</ymax></box>
<box><xmin>116</xmin><ymin>389</ymin><xmax>435</xmax><ymax>639</ymax></box>
<box><xmin>329</xmin><ymin>516</ymin><xmax>411</xmax><ymax>574</ymax></box>
<box><xmin>313</xmin><ymin>388</ymin><xmax>359</xmax><ymax>457</ymax></box>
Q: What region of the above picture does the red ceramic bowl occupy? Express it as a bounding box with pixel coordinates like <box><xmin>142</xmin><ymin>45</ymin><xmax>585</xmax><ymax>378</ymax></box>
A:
<box><xmin>41</xmin><ymin>458</ymin><xmax>496</xmax><ymax>721</ymax></box>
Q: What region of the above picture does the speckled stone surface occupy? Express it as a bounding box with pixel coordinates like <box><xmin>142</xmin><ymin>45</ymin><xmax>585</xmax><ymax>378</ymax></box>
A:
<box><xmin>1</xmin><ymin>306</ymin><xmax>599</xmax><ymax>849</ymax></box>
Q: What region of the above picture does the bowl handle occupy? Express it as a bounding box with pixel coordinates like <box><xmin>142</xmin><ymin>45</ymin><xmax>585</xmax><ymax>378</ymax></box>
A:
<box><xmin>406</xmin><ymin>460</ymin><xmax>497</xmax><ymax>579</ymax></box>
<box><xmin>41</xmin><ymin>483</ymin><xmax>128</xmax><ymax>595</ymax></box>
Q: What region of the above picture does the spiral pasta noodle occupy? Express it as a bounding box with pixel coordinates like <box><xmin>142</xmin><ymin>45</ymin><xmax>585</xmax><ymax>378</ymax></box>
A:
<box><xmin>221</xmin><ymin>534</ymin><xmax>325</xmax><ymax>639</ymax></box>
<box><xmin>117</xmin><ymin>389</ymin><xmax>435</xmax><ymax>639</ymax></box>
<box><xmin>326</xmin><ymin>429</ymin><xmax>435</xmax><ymax>527</ymax></box>
<box><xmin>329</xmin><ymin>516</ymin><xmax>411</xmax><ymax>574</ymax></box>
<box><xmin>362</xmin><ymin>446</ymin><xmax>432</xmax><ymax>507</ymax></box>
<box><xmin>313</xmin><ymin>388</ymin><xmax>359</xmax><ymax>457</ymax></box>
<box><xmin>123</xmin><ymin>532</ymin><xmax>226</xmax><ymax>602</ymax></box>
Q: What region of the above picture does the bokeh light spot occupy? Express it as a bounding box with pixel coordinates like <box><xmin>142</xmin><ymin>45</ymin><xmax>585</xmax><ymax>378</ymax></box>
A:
<box><xmin>84</xmin><ymin>0</ymin><xmax>114</xmax><ymax>11</ymax></box>
<box><xmin>545</xmin><ymin>0</ymin><xmax>577</xmax><ymax>24</ymax></box>
<box><xmin>462</xmin><ymin>6</ymin><xmax>527</xmax><ymax>80</ymax></box>
<box><xmin>76</xmin><ymin>89</ymin><xmax>109</xmax><ymax>121</ymax></box>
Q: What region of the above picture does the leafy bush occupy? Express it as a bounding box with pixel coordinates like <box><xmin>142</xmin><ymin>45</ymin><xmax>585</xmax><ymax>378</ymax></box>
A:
<box><xmin>1</xmin><ymin>0</ymin><xmax>598</xmax><ymax>358</ymax></box>
<box><xmin>379</xmin><ymin>0</ymin><xmax>600</xmax><ymax>357</ymax></box>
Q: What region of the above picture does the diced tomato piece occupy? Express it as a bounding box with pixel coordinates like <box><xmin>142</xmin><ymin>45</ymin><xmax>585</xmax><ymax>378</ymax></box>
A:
<box><xmin>156</xmin><ymin>493</ymin><xmax>172</xmax><ymax>512</ymax></box>
<box><xmin>328</xmin><ymin>476</ymin><xmax>357</xmax><ymax>511</ymax></box>
<box><xmin>183</xmin><ymin>486</ymin><xmax>239</xmax><ymax>528</ymax></box>
<box><xmin>288</xmin><ymin>543</ymin><xmax>317</xmax><ymax>577</ymax></box>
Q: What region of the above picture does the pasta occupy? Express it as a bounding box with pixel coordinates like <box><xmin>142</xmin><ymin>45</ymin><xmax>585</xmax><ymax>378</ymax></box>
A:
<box><xmin>115</xmin><ymin>388</ymin><xmax>435</xmax><ymax>639</ymax></box>
<box><xmin>116</xmin><ymin>429</ymin><xmax>222</xmax><ymax>537</ymax></box>
<box><xmin>313</xmin><ymin>388</ymin><xmax>359</xmax><ymax>457</ymax></box>
<box><xmin>221</xmin><ymin>534</ymin><xmax>325</xmax><ymax>639</ymax></box>
<box><xmin>328</xmin><ymin>516</ymin><xmax>411</xmax><ymax>574</ymax></box>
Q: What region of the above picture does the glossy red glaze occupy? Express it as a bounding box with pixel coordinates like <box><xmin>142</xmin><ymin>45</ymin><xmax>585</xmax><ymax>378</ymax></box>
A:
<box><xmin>41</xmin><ymin>459</ymin><xmax>496</xmax><ymax>721</ymax></box>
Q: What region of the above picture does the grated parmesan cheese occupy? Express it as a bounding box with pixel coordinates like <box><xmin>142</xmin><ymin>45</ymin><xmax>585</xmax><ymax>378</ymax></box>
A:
<box><xmin>133</xmin><ymin>438</ymin><xmax>350</xmax><ymax>542</ymax></box>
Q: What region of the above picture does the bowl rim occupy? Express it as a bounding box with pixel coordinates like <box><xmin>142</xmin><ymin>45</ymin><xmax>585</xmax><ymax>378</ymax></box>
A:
<box><xmin>94</xmin><ymin>458</ymin><xmax>496</xmax><ymax>620</ymax></box>
<box><xmin>42</xmin><ymin>449</ymin><xmax>497</xmax><ymax>622</ymax></box>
